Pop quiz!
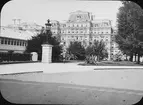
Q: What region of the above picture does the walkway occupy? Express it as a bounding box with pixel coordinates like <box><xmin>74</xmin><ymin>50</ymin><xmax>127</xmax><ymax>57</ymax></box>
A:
<box><xmin>0</xmin><ymin>62</ymin><xmax>143</xmax><ymax>74</ymax></box>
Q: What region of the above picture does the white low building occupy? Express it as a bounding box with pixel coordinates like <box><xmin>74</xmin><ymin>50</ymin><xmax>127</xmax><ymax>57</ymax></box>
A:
<box><xmin>0</xmin><ymin>25</ymin><xmax>40</xmax><ymax>53</ymax></box>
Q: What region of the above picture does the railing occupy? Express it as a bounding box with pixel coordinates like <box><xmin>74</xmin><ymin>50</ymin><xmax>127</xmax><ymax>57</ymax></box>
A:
<box><xmin>0</xmin><ymin>52</ymin><xmax>32</xmax><ymax>63</ymax></box>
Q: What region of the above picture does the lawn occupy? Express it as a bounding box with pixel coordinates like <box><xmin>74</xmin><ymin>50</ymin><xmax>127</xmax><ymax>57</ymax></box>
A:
<box><xmin>78</xmin><ymin>61</ymin><xmax>143</xmax><ymax>66</ymax></box>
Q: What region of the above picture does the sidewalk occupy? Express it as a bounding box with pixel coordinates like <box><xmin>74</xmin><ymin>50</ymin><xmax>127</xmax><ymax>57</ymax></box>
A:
<box><xmin>1</xmin><ymin>62</ymin><xmax>143</xmax><ymax>74</ymax></box>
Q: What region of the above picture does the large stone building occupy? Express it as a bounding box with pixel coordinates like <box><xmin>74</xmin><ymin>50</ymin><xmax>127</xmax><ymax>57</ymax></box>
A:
<box><xmin>50</xmin><ymin>10</ymin><xmax>114</xmax><ymax>60</ymax></box>
<box><xmin>0</xmin><ymin>11</ymin><xmax>120</xmax><ymax>60</ymax></box>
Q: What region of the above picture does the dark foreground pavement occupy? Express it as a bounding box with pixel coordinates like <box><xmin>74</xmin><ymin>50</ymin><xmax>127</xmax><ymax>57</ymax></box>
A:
<box><xmin>0</xmin><ymin>79</ymin><xmax>142</xmax><ymax>105</ymax></box>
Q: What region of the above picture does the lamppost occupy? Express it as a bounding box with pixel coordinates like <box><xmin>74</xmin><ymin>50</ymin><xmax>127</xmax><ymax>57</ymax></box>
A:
<box><xmin>44</xmin><ymin>19</ymin><xmax>51</xmax><ymax>44</ymax></box>
<box><xmin>41</xmin><ymin>19</ymin><xmax>53</xmax><ymax>63</ymax></box>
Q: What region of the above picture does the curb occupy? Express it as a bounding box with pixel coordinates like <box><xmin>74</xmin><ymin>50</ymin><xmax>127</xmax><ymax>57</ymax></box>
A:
<box><xmin>0</xmin><ymin>71</ymin><xmax>43</xmax><ymax>76</ymax></box>
<box><xmin>94</xmin><ymin>68</ymin><xmax>143</xmax><ymax>70</ymax></box>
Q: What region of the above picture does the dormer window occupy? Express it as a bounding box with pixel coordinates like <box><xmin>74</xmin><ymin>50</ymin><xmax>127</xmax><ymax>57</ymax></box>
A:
<box><xmin>76</xmin><ymin>15</ymin><xmax>81</xmax><ymax>21</ymax></box>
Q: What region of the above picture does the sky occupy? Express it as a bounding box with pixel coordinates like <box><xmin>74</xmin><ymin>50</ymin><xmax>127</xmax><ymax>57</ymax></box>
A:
<box><xmin>1</xmin><ymin>0</ymin><xmax>123</xmax><ymax>27</ymax></box>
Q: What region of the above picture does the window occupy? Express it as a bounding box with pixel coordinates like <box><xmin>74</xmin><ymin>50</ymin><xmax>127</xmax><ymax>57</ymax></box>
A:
<box><xmin>5</xmin><ymin>39</ymin><xmax>7</xmax><ymax>44</ymax></box>
<box><xmin>101</xmin><ymin>36</ymin><xmax>104</xmax><ymax>38</ymax></box>
<box><xmin>1</xmin><ymin>39</ymin><xmax>4</xmax><ymax>44</ymax></box>
<box><xmin>8</xmin><ymin>40</ymin><xmax>10</xmax><ymax>45</ymax></box>
<box><xmin>20</xmin><ymin>41</ymin><xmax>22</xmax><ymax>46</ymax></box>
<box><xmin>17</xmin><ymin>41</ymin><xmax>19</xmax><ymax>46</ymax></box>
<box><xmin>25</xmin><ymin>42</ymin><xmax>27</xmax><ymax>46</ymax></box>
<box><xmin>14</xmin><ymin>41</ymin><xmax>16</xmax><ymax>45</ymax></box>
<box><xmin>22</xmin><ymin>42</ymin><xmax>24</xmax><ymax>46</ymax></box>
<box><xmin>11</xmin><ymin>40</ymin><xmax>13</xmax><ymax>45</ymax></box>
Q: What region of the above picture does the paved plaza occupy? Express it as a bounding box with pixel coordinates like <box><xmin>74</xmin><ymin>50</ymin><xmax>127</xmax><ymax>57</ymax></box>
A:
<box><xmin>0</xmin><ymin>62</ymin><xmax>143</xmax><ymax>91</ymax></box>
<box><xmin>0</xmin><ymin>79</ymin><xmax>142</xmax><ymax>105</ymax></box>
<box><xmin>0</xmin><ymin>62</ymin><xmax>143</xmax><ymax>104</ymax></box>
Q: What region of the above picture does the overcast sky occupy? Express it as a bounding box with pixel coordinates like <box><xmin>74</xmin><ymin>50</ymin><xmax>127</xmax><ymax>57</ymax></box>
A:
<box><xmin>1</xmin><ymin>0</ymin><xmax>123</xmax><ymax>27</ymax></box>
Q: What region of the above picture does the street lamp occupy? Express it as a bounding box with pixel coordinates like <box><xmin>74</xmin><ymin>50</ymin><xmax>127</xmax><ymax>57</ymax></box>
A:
<box><xmin>45</xmin><ymin>19</ymin><xmax>51</xmax><ymax>30</ymax></box>
<box><xmin>44</xmin><ymin>19</ymin><xmax>52</xmax><ymax>44</ymax></box>
<box><xmin>41</xmin><ymin>19</ymin><xmax>53</xmax><ymax>63</ymax></box>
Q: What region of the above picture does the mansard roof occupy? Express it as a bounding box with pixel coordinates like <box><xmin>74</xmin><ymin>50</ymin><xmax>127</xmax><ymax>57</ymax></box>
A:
<box><xmin>68</xmin><ymin>10</ymin><xmax>93</xmax><ymax>22</ymax></box>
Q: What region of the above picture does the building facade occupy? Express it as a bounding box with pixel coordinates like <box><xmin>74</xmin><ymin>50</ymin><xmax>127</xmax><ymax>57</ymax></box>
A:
<box><xmin>50</xmin><ymin>10</ymin><xmax>114</xmax><ymax>60</ymax></box>
<box><xmin>0</xmin><ymin>22</ymin><xmax>42</xmax><ymax>53</ymax></box>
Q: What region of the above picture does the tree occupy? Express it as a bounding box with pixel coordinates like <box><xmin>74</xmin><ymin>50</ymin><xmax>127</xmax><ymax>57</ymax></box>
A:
<box><xmin>67</xmin><ymin>41</ymin><xmax>85</xmax><ymax>60</ymax></box>
<box><xmin>26</xmin><ymin>28</ymin><xmax>62</xmax><ymax>62</ymax></box>
<box><xmin>116</xmin><ymin>1</ymin><xmax>143</xmax><ymax>63</ymax></box>
<box><xmin>85</xmin><ymin>40</ymin><xmax>108</xmax><ymax>64</ymax></box>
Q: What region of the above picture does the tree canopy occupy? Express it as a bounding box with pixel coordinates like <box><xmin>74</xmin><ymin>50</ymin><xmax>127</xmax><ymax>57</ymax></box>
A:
<box><xmin>67</xmin><ymin>41</ymin><xmax>85</xmax><ymax>60</ymax></box>
<box><xmin>85</xmin><ymin>40</ymin><xmax>108</xmax><ymax>61</ymax></box>
<box><xmin>116</xmin><ymin>1</ymin><xmax>143</xmax><ymax>63</ymax></box>
<box><xmin>26</xmin><ymin>29</ymin><xmax>62</xmax><ymax>62</ymax></box>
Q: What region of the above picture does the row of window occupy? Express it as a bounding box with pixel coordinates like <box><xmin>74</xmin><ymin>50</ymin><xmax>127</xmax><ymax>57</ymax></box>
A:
<box><xmin>91</xmin><ymin>31</ymin><xmax>110</xmax><ymax>34</ymax></box>
<box><xmin>61</xmin><ymin>24</ymin><xmax>90</xmax><ymax>28</ymax></box>
<box><xmin>56</xmin><ymin>23</ymin><xmax>110</xmax><ymax>28</ymax></box>
<box><xmin>93</xmin><ymin>23</ymin><xmax>109</xmax><ymax>27</ymax></box>
<box><xmin>62</xmin><ymin>37</ymin><xmax>109</xmax><ymax>42</ymax></box>
<box><xmin>64</xmin><ymin>35</ymin><xmax>109</xmax><ymax>39</ymax></box>
<box><xmin>0</xmin><ymin>38</ymin><xmax>27</xmax><ymax>46</ymax></box>
<box><xmin>59</xmin><ymin>30</ymin><xmax>110</xmax><ymax>34</ymax></box>
<box><xmin>60</xmin><ymin>22</ymin><xmax>110</xmax><ymax>28</ymax></box>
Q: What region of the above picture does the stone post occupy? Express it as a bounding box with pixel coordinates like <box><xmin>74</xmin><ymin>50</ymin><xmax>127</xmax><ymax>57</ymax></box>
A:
<box><xmin>133</xmin><ymin>55</ymin><xmax>135</xmax><ymax>62</ymax></box>
<box><xmin>31</xmin><ymin>52</ymin><xmax>38</xmax><ymax>61</ymax></box>
<box><xmin>41</xmin><ymin>44</ymin><xmax>53</xmax><ymax>63</ymax></box>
